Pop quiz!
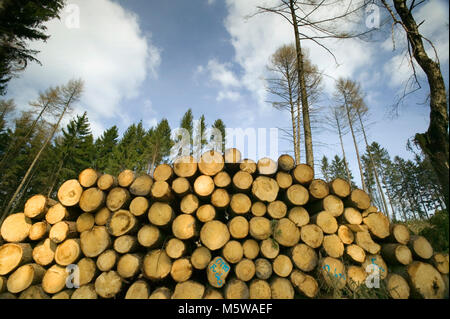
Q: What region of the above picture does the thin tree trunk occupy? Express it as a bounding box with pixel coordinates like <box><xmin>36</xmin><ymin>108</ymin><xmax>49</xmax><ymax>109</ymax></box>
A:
<box><xmin>148</xmin><ymin>146</ymin><xmax>159</xmax><ymax>176</ymax></box>
<box><xmin>47</xmin><ymin>158</ymin><xmax>65</xmax><ymax>198</ymax></box>
<box><xmin>290</xmin><ymin>103</ymin><xmax>299</xmax><ymax>164</ymax></box>
<box><xmin>289</xmin><ymin>0</ymin><xmax>314</xmax><ymax>169</ymax></box>
<box><xmin>335</xmin><ymin>113</ymin><xmax>351</xmax><ymax>185</ymax></box>
<box><xmin>296</xmin><ymin>101</ymin><xmax>301</xmax><ymax>164</ymax></box>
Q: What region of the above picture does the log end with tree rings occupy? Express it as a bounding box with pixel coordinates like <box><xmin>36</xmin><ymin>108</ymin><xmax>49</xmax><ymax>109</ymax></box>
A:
<box><xmin>78</xmin><ymin>168</ymin><xmax>100</xmax><ymax>188</ymax></box>
<box><xmin>329</xmin><ymin>178</ymin><xmax>350</xmax><ymax>198</ymax></box>
<box><xmin>118</xmin><ymin>169</ymin><xmax>135</xmax><ymax>188</ymax></box>
<box><xmin>198</xmin><ymin>150</ymin><xmax>224</xmax><ymax>176</ymax></box>
<box><xmin>57</xmin><ymin>179</ymin><xmax>83</xmax><ymax>207</ymax></box>
<box><xmin>292</xmin><ymin>164</ymin><xmax>314</xmax><ymax>185</ymax></box>
<box><xmin>277</xmin><ymin>154</ymin><xmax>295</xmax><ymax>172</ymax></box>
<box><xmin>173</xmin><ymin>155</ymin><xmax>197</xmax><ymax>178</ymax></box>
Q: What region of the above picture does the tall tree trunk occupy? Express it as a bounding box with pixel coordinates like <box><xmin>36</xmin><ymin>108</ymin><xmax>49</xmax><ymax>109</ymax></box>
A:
<box><xmin>296</xmin><ymin>101</ymin><xmax>301</xmax><ymax>164</ymax></box>
<box><xmin>356</xmin><ymin>110</ymin><xmax>390</xmax><ymax>219</ymax></box>
<box><xmin>148</xmin><ymin>146</ymin><xmax>159</xmax><ymax>176</ymax></box>
<box><xmin>343</xmin><ymin>98</ymin><xmax>366</xmax><ymax>192</ymax></box>
<box><xmin>290</xmin><ymin>103</ymin><xmax>299</xmax><ymax>165</ymax></box>
<box><xmin>335</xmin><ymin>113</ymin><xmax>352</xmax><ymax>185</ymax></box>
<box><xmin>385</xmin><ymin>0</ymin><xmax>449</xmax><ymax>211</ymax></box>
<box><xmin>289</xmin><ymin>0</ymin><xmax>314</xmax><ymax>170</ymax></box>
<box><xmin>47</xmin><ymin>158</ymin><xmax>65</xmax><ymax>198</ymax></box>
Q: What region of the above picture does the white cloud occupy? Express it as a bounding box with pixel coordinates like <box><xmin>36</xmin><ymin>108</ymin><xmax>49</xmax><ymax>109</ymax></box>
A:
<box><xmin>207</xmin><ymin>0</ymin><xmax>216</xmax><ymax>5</ymax></box>
<box><xmin>5</xmin><ymin>0</ymin><xmax>161</xmax><ymax>138</ymax></box>
<box><xmin>217</xmin><ymin>90</ymin><xmax>241</xmax><ymax>101</ymax></box>
<box><xmin>207</xmin><ymin>59</ymin><xmax>240</xmax><ymax>88</ymax></box>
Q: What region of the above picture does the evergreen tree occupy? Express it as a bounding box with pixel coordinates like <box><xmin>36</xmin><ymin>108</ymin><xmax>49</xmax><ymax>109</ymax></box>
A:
<box><xmin>212</xmin><ymin>119</ymin><xmax>226</xmax><ymax>153</ymax></box>
<box><xmin>145</xmin><ymin>118</ymin><xmax>172</xmax><ymax>175</ymax></box>
<box><xmin>179</xmin><ymin>109</ymin><xmax>194</xmax><ymax>155</ymax></box>
<box><xmin>320</xmin><ymin>155</ymin><xmax>331</xmax><ymax>182</ymax></box>
<box><xmin>328</xmin><ymin>155</ymin><xmax>356</xmax><ymax>188</ymax></box>
<box><xmin>93</xmin><ymin>125</ymin><xmax>119</xmax><ymax>172</ymax></box>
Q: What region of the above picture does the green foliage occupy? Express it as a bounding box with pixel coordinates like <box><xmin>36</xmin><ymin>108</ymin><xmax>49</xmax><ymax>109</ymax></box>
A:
<box><xmin>93</xmin><ymin>125</ymin><xmax>119</xmax><ymax>172</ymax></box>
<box><xmin>212</xmin><ymin>119</ymin><xmax>226</xmax><ymax>152</ymax></box>
<box><xmin>419</xmin><ymin>210</ymin><xmax>449</xmax><ymax>253</ymax></box>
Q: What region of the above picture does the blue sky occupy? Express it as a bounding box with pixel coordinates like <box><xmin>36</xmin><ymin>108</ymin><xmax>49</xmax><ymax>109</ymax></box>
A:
<box><xmin>4</xmin><ymin>0</ymin><xmax>449</xmax><ymax>187</ymax></box>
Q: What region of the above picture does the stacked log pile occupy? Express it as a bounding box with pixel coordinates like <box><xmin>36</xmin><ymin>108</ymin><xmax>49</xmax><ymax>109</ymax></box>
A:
<box><xmin>0</xmin><ymin>149</ymin><xmax>448</xmax><ymax>299</ymax></box>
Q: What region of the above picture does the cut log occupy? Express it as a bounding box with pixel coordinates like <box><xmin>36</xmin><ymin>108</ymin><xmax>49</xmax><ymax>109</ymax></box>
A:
<box><xmin>32</xmin><ymin>239</ymin><xmax>56</xmax><ymax>266</ymax></box>
<box><xmin>210</xmin><ymin>188</ymin><xmax>230</xmax><ymax>209</ymax></box>
<box><xmin>148</xmin><ymin>202</ymin><xmax>174</xmax><ymax>227</ymax></box>
<box><xmin>255</xmin><ymin>258</ymin><xmax>273</xmax><ymax>280</ymax></box>
<box><xmin>117</xmin><ymin>253</ymin><xmax>142</xmax><ymax>279</ymax></box>
<box><xmin>213</xmin><ymin>171</ymin><xmax>231</xmax><ymax>188</ymax></box>
<box><xmin>381</xmin><ymin>244</ymin><xmax>413</xmax><ymax>266</ymax></box>
<box><xmin>329</xmin><ymin>178</ymin><xmax>351</xmax><ymax>198</ymax></box>
<box><xmin>19</xmin><ymin>285</ymin><xmax>49</xmax><ymax>299</ymax></box>
<box><xmin>235</xmin><ymin>258</ymin><xmax>256</xmax><ymax>281</ymax></box>
<box><xmin>347</xmin><ymin>224</ymin><xmax>369</xmax><ymax>233</ymax></box>
<box><xmin>240</xmin><ymin>159</ymin><xmax>257</xmax><ymax>174</ymax></box>
<box><xmin>290</xmin><ymin>270</ymin><xmax>319</xmax><ymax>298</ymax></box>
<box><xmin>346</xmin><ymin>265</ymin><xmax>367</xmax><ymax>291</ymax></box>
<box><xmin>149</xmin><ymin>287</ymin><xmax>172</xmax><ymax>299</ymax></box>
<box><xmin>311</xmin><ymin>211</ymin><xmax>338</xmax><ymax>234</ymax></box>
<box><xmin>42</xmin><ymin>265</ymin><xmax>68</xmax><ymax>294</ymax></box>
<box><xmin>249</xmin><ymin>217</ymin><xmax>272</xmax><ymax>240</ymax></box>
<box><xmin>362</xmin><ymin>212</ymin><xmax>390</xmax><ymax>239</ymax></box>
<box><xmin>71</xmin><ymin>284</ymin><xmax>97</xmax><ymax>299</ymax></box>
<box><xmin>257</xmin><ymin>157</ymin><xmax>278</xmax><ymax>176</ymax></box>
<box><xmin>277</xmin><ymin>154</ymin><xmax>295</xmax><ymax>172</ymax></box>
<box><xmin>309</xmin><ymin>179</ymin><xmax>329</xmax><ymax>200</ymax></box>
<box><xmin>57</xmin><ymin>179</ymin><xmax>83</xmax><ymax>207</ymax></box>
<box><xmin>193</xmin><ymin>175</ymin><xmax>215</xmax><ymax>198</ymax></box>
<box><xmin>300</xmin><ymin>224</ymin><xmax>324</xmax><ymax>249</ymax></box>
<box><xmin>45</xmin><ymin>203</ymin><xmax>72</xmax><ymax>225</ymax></box>
<box><xmin>273</xmin><ymin>218</ymin><xmax>300</xmax><ymax>247</ymax></box>
<box><xmin>94</xmin><ymin>207</ymin><xmax>111</xmax><ymax>226</ymax></box>
<box><xmin>251</xmin><ymin>201</ymin><xmax>267</xmax><ymax>217</ymax></box>
<box><xmin>153</xmin><ymin>163</ymin><xmax>174</xmax><ymax>182</ymax></box>
<box><xmin>106</xmin><ymin>187</ymin><xmax>131</xmax><ymax>212</ymax></box>
<box><xmin>222</xmin><ymin>240</ymin><xmax>244</xmax><ymax>264</ymax></box>
<box><xmin>200</xmin><ymin>220</ymin><xmax>230</xmax><ymax>250</ymax></box>
<box><xmin>207</xmin><ymin>256</ymin><xmax>231</xmax><ymax>288</ymax></box>
<box><xmin>252</xmin><ymin>176</ymin><xmax>279</xmax><ymax>202</ymax></box>
<box><xmin>97</xmin><ymin>174</ymin><xmax>117</xmax><ymax>191</ymax></box>
<box><xmin>137</xmin><ymin>224</ymin><xmax>162</xmax><ymax>248</ymax></box>
<box><xmin>249</xmin><ymin>279</ymin><xmax>271</xmax><ymax>299</ymax></box>
<box><xmin>172</xmin><ymin>214</ymin><xmax>197</xmax><ymax>240</ymax></box>
<box><xmin>173</xmin><ymin>155</ymin><xmax>197</xmax><ymax>178</ymax></box>
<box><xmin>76</xmin><ymin>213</ymin><xmax>94</xmax><ymax>233</ymax></box>
<box><xmin>386</xmin><ymin>273</ymin><xmax>410</xmax><ymax>299</ymax></box>
<box><xmin>431</xmin><ymin>253</ymin><xmax>449</xmax><ymax>275</ymax></box>
<box><xmin>225</xmin><ymin>278</ymin><xmax>249</xmax><ymax>299</ymax></box>
<box><xmin>408</xmin><ymin>235</ymin><xmax>434</xmax><ymax>260</ymax></box>
<box><xmin>180</xmin><ymin>194</ymin><xmax>199</xmax><ymax>214</ymax></box>
<box><xmin>96</xmin><ymin>249</ymin><xmax>118</xmax><ymax>272</ymax></box>
<box><xmin>228</xmin><ymin>216</ymin><xmax>249</xmax><ymax>239</ymax></box>
<box><xmin>345</xmin><ymin>244</ymin><xmax>366</xmax><ymax>264</ymax></box>
<box><xmin>150</xmin><ymin>181</ymin><xmax>173</xmax><ymax>202</ymax></box>
<box><xmin>78</xmin><ymin>168</ymin><xmax>100</xmax><ymax>188</ymax></box>
<box><xmin>118</xmin><ymin>169</ymin><xmax>135</xmax><ymax>188</ymax></box>
<box><xmin>260</xmin><ymin>239</ymin><xmax>279</xmax><ymax>259</ymax></box>
<box><xmin>196</xmin><ymin>204</ymin><xmax>216</xmax><ymax>223</ymax></box>
<box><xmin>129</xmin><ymin>174</ymin><xmax>153</xmax><ymax>196</ymax></box>
<box><xmin>267</xmin><ymin>201</ymin><xmax>287</xmax><ymax>219</ymax></box>
<box><xmin>172</xmin><ymin>280</ymin><xmax>205</xmax><ymax>299</ymax></box>
<box><xmin>198</xmin><ymin>150</ymin><xmax>224</xmax><ymax>176</ymax></box>
<box><xmin>337</xmin><ymin>225</ymin><xmax>354</xmax><ymax>245</ymax></box>
<box><xmin>190</xmin><ymin>246</ymin><xmax>211</xmax><ymax>270</ymax></box>
<box><xmin>230</xmin><ymin>193</ymin><xmax>252</xmax><ymax>215</ymax></box>
<box><xmin>346</xmin><ymin>189</ymin><xmax>371</xmax><ymax>210</ymax></box>
<box><xmin>224</xmin><ymin>148</ymin><xmax>242</xmax><ymax>168</ymax></box>
<box><xmin>170</xmin><ymin>258</ymin><xmax>193</xmax><ymax>283</ymax></box>
<box><xmin>125</xmin><ymin>280</ymin><xmax>150</xmax><ymax>299</ymax></box>
<box><xmin>322</xmin><ymin>234</ymin><xmax>344</xmax><ymax>258</ymax></box>
<box><xmin>172</xmin><ymin>177</ymin><xmax>191</xmax><ymax>197</ymax></box>
<box><xmin>107</xmin><ymin>210</ymin><xmax>137</xmax><ymax>237</ymax></box>
<box><xmin>290</xmin><ymin>243</ymin><xmax>318</xmax><ymax>272</ymax></box>
<box><xmin>319</xmin><ymin>257</ymin><xmax>346</xmax><ymax>289</ymax></box>
<box><xmin>129</xmin><ymin>196</ymin><xmax>149</xmax><ymax>217</ymax></box>
<box><xmin>232</xmin><ymin>170</ymin><xmax>253</xmax><ymax>192</ymax></box>
<box><xmin>285</xmin><ymin>184</ymin><xmax>309</xmax><ymax>206</ymax></box>
<box><xmin>243</xmin><ymin>239</ymin><xmax>260</xmax><ymax>260</ymax></box>
<box><xmin>29</xmin><ymin>221</ymin><xmax>50</xmax><ymax>241</ymax></box>
<box><xmin>79</xmin><ymin>188</ymin><xmax>105</xmax><ymax>213</ymax></box>
<box><xmin>275</xmin><ymin>171</ymin><xmax>293</xmax><ymax>190</ymax></box>
<box><xmin>272</xmin><ymin>255</ymin><xmax>293</xmax><ymax>278</ymax></box>
<box><xmin>288</xmin><ymin>206</ymin><xmax>309</xmax><ymax>227</ymax></box>
<box><xmin>362</xmin><ymin>254</ymin><xmax>388</xmax><ymax>280</ymax></box>
<box><xmin>342</xmin><ymin>207</ymin><xmax>363</xmax><ymax>225</ymax></box>
<box><xmin>77</xmin><ymin>257</ymin><xmax>97</xmax><ymax>286</ymax></box>
<box><xmin>49</xmin><ymin>221</ymin><xmax>77</xmax><ymax>244</ymax></box>
<box><xmin>6</xmin><ymin>263</ymin><xmax>45</xmax><ymax>294</ymax></box>
<box><xmin>292</xmin><ymin>164</ymin><xmax>314</xmax><ymax>185</ymax></box>
<box><xmin>309</xmin><ymin>194</ymin><xmax>344</xmax><ymax>217</ymax></box>
<box><xmin>407</xmin><ymin>261</ymin><xmax>446</xmax><ymax>299</ymax></box>
<box><xmin>270</xmin><ymin>277</ymin><xmax>294</xmax><ymax>299</ymax></box>
<box><xmin>55</xmin><ymin>238</ymin><xmax>81</xmax><ymax>266</ymax></box>
<box><xmin>24</xmin><ymin>195</ymin><xmax>56</xmax><ymax>219</ymax></box>
<box><xmin>165</xmin><ymin>238</ymin><xmax>186</xmax><ymax>259</ymax></box>
<box><xmin>355</xmin><ymin>231</ymin><xmax>381</xmax><ymax>255</ymax></box>
<box><xmin>113</xmin><ymin>235</ymin><xmax>138</xmax><ymax>254</ymax></box>
<box><xmin>1</xmin><ymin>213</ymin><xmax>32</xmax><ymax>243</ymax></box>
<box><xmin>142</xmin><ymin>250</ymin><xmax>172</xmax><ymax>280</ymax></box>
<box><xmin>95</xmin><ymin>271</ymin><xmax>123</xmax><ymax>298</ymax></box>
<box><xmin>388</xmin><ymin>224</ymin><xmax>410</xmax><ymax>245</ymax></box>
<box><xmin>80</xmin><ymin>226</ymin><xmax>111</xmax><ymax>258</ymax></box>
